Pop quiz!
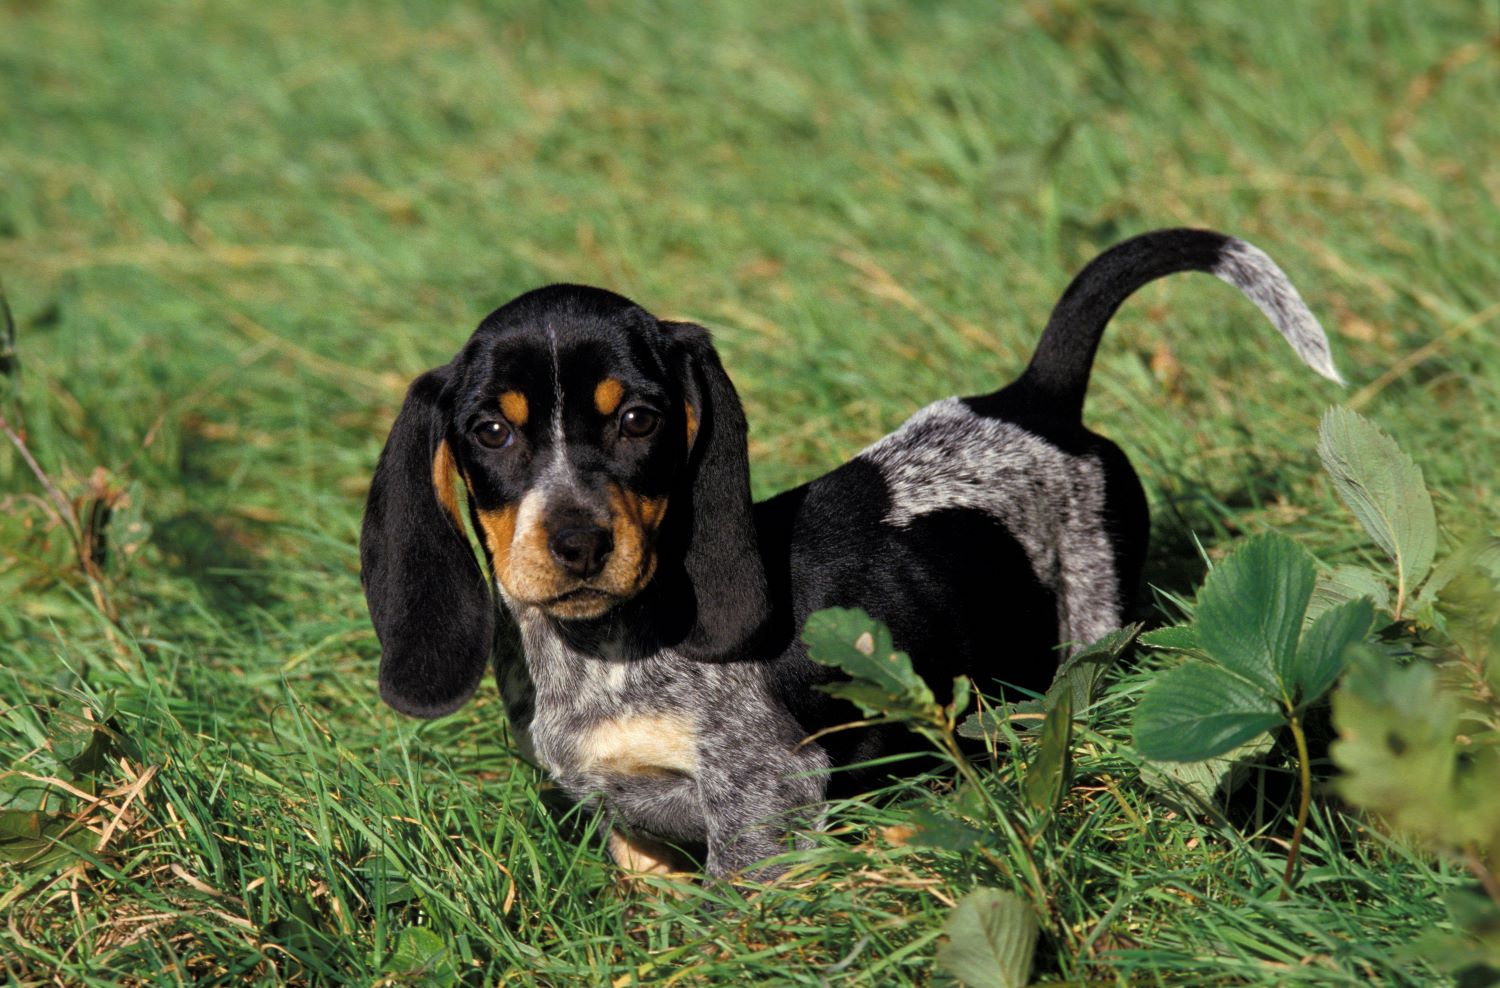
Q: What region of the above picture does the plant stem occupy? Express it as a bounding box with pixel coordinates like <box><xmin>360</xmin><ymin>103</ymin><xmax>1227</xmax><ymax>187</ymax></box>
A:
<box><xmin>1463</xmin><ymin>846</ymin><xmax>1500</xmax><ymax>909</ymax></box>
<box><xmin>1281</xmin><ymin>713</ymin><xmax>1312</xmax><ymax>895</ymax></box>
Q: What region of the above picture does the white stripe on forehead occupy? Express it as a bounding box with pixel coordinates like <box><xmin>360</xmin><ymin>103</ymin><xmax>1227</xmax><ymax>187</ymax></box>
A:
<box><xmin>543</xmin><ymin>322</ymin><xmax>578</xmax><ymax>487</ymax></box>
<box><xmin>546</xmin><ymin>322</ymin><xmax>565</xmax><ymax>447</ymax></box>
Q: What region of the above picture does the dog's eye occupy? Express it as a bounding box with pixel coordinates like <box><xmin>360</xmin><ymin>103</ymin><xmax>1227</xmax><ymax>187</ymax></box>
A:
<box><xmin>620</xmin><ymin>407</ymin><xmax>660</xmax><ymax>439</ymax></box>
<box><xmin>474</xmin><ymin>420</ymin><xmax>514</xmax><ymax>449</ymax></box>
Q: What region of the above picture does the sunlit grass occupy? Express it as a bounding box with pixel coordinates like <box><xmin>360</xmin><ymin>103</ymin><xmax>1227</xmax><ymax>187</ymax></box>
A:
<box><xmin>1</xmin><ymin>0</ymin><xmax>1494</xmax><ymax>983</ymax></box>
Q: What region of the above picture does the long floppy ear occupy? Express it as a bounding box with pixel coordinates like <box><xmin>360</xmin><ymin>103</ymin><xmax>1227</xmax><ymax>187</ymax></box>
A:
<box><xmin>665</xmin><ymin>321</ymin><xmax>770</xmax><ymax>658</ymax></box>
<box><xmin>360</xmin><ymin>366</ymin><xmax>494</xmax><ymax>717</ymax></box>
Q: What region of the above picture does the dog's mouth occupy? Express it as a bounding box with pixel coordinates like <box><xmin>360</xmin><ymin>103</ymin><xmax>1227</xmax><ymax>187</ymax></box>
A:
<box><xmin>538</xmin><ymin>587</ymin><xmax>620</xmax><ymax>620</ymax></box>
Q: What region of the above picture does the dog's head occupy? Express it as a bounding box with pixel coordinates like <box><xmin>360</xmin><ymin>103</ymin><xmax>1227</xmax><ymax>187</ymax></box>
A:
<box><xmin>360</xmin><ymin>285</ymin><xmax>768</xmax><ymax>717</ymax></box>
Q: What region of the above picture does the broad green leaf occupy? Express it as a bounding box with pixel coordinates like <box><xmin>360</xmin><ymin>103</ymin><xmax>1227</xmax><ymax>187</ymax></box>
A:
<box><xmin>1318</xmin><ymin>407</ymin><xmax>1437</xmax><ymax>608</ymax></box>
<box><xmin>948</xmin><ymin>675</ymin><xmax>973</xmax><ymax>720</ymax></box>
<box><xmin>936</xmin><ymin>887</ymin><xmax>1037</xmax><ymax>988</ymax></box>
<box><xmin>1023</xmin><ymin>689</ymin><xmax>1072</xmax><ymax>814</ymax></box>
<box><xmin>1309</xmin><ymin>565</ymin><xmax>1391</xmax><ymax>620</ymax></box>
<box><xmin>956</xmin><ymin>701</ymin><xmax>1042</xmax><ymax>741</ymax></box>
<box><xmin>1329</xmin><ymin>650</ymin><xmax>1498</xmax><ymax>846</ymax></box>
<box><xmin>1138</xmin><ymin>625</ymin><xmax>1201</xmax><ymax>653</ymax></box>
<box><xmin>1195</xmin><ymin>533</ymin><xmax>1316</xmax><ymax>698</ymax></box>
<box><xmin>386</xmin><ymin>925</ymin><xmax>458</xmax><ymax>986</ymax></box>
<box><xmin>0</xmin><ymin>810</ymin><xmax>91</xmax><ymax>871</ymax></box>
<box><xmin>1421</xmin><ymin>538</ymin><xmax>1500</xmax><ymax>677</ymax></box>
<box><xmin>1048</xmin><ymin>623</ymin><xmax>1140</xmax><ymax>713</ymax></box>
<box><xmin>1133</xmin><ymin>661</ymin><xmax>1281</xmax><ymax>762</ymax></box>
<box><xmin>895</xmin><ymin>809</ymin><xmax>990</xmax><ymax>851</ymax></box>
<box><xmin>1141</xmin><ymin>731</ymin><xmax>1277</xmax><ymax>811</ymax></box>
<box><xmin>1292</xmin><ymin>597</ymin><xmax>1373</xmax><ymax>705</ymax></box>
<box><xmin>804</xmin><ymin>608</ymin><xmax>936</xmax><ymax>719</ymax></box>
<box><xmin>1418</xmin><ymin>537</ymin><xmax>1500</xmax><ymax>607</ymax></box>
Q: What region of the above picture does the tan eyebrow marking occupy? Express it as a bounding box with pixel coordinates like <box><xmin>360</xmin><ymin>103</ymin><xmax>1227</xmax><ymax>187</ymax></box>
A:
<box><xmin>431</xmin><ymin>440</ymin><xmax>463</xmax><ymax>529</ymax></box>
<box><xmin>684</xmin><ymin>402</ymin><xmax>698</xmax><ymax>449</ymax></box>
<box><xmin>499</xmin><ymin>391</ymin><xmax>529</xmax><ymax>426</ymax></box>
<box><xmin>594</xmin><ymin>377</ymin><xmax>625</xmax><ymax>417</ymax></box>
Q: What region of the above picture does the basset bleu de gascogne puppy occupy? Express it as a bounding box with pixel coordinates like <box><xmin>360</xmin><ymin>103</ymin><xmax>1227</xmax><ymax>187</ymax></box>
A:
<box><xmin>359</xmin><ymin>228</ymin><xmax>1342</xmax><ymax>879</ymax></box>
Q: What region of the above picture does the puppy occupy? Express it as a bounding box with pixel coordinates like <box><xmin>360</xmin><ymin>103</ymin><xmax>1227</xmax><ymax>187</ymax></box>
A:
<box><xmin>360</xmin><ymin>228</ymin><xmax>1341</xmax><ymax>878</ymax></box>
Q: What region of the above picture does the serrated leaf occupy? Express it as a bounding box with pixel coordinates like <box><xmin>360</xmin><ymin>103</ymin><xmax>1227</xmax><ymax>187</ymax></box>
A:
<box><xmin>1195</xmin><ymin>533</ymin><xmax>1316</xmax><ymax>699</ymax></box>
<box><xmin>1318</xmin><ymin>407</ymin><xmax>1437</xmax><ymax>609</ymax></box>
<box><xmin>1048</xmin><ymin>623</ymin><xmax>1140</xmax><ymax>713</ymax></box>
<box><xmin>1141</xmin><ymin>732</ymin><xmax>1277</xmax><ymax>811</ymax></box>
<box><xmin>1138</xmin><ymin>625</ymin><xmax>1201</xmax><ymax>653</ymax></box>
<box><xmin>936</xmin><ymin>887</ymin><xmax>1037</xmax><ymax>988</ymax></box>
<box><xmin>804</xmin><ymin>608</ymin><xmax>936</xmax><ymax>719</ymax></box>
<box><xmin>1292</xmin><ymin>597</ymin><xmax>1374</xmax><ymax>705</ymax></box>
<box><xmin>1023</xmin><ymin>689</ymin><xmax>1072</xmax><ymax>814</ymax></box>
<box><xmin>1310</xmin><ymin>565</ymin><xmax>1391</xmax><ymax>620</ymax></box>
<box><xmin>1134</xmin><ymin>661</ymin><xmax>1281</xmax><ymax>762</ymax></box>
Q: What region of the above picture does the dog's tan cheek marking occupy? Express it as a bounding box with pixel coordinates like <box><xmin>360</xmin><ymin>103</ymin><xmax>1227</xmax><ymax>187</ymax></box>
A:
<box><xmin>499</xmin><ymin>391</ymin><xmax>529</xmax><ymax>427</ymax></box>
<box><xmin>604</xmin><ymin>484</ymin><xmax>667</xmax><ymax>590</ymax></box>
<box><xmin>431</xmin><ymin>440</ymin><xmax>463</xmax><ymax>529</ymax></box>
<box><xmin>475</xmin><ymin>504</ymin><xmax>519</xmax><ymax>578</ymax></box>
<box><xmin>684</xmin><ymin>402</ymin><xmax>698</xmax><ymax>449</ymax></box>
<box><xmin>577</xmin><ymin>713</ymin><xmax>698</xmax><ymax>776</ymax></box>
<box><xmin>594</xmin><ymin>377</ymin><xmax>624</xmax><ymax>417</ymax></box>
<box><xmin>497</xmin><ymin>489</ymin><xmax>563</xmax><ymax>601</ymax></box>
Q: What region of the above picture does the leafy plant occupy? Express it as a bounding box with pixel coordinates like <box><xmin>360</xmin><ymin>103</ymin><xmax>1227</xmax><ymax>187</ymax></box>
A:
<box><xmin>936</xmin><ymin>887</ymin><xmax>1037</xmax><ymax>988</ymax></box>
<box><xmin>1314</xmin><ymin>406</ymin><xmax>1438</xmax><ymax>621</ymax></box>
<box><xmin>1132</xmin><ymin>533</ymin><xmax>1375</xmax><ymax>887</ymax></box>
<box><xmin>1315</xmin><ymin>409</ymin><xmax>1500</xmax><ymax>983</ymax></box>
<box><xmin>802</xmin><ymin>607</ymin><xmax>1046</xmax><ymax>984</ymax></box>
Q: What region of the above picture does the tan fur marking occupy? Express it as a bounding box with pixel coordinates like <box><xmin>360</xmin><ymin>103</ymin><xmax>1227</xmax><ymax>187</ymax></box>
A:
<box><xmin>593</xmin><ymin>377</ymin><xmax>625</xmax><ymax>416</ymax></box>
<box><xmin>491</xmin><ymin>483</ymin><xmax>666</xmax><ymax>618</ymax></box>
<box><xmin>578</xmin><ymin>713</ymin><xmax>698</xmax><ymax>776</ymax></box>
<box><xmin>605</xmin><ymin>484</ymin><xmax>667</xmax><ymax>595</ymax></box>
<box><xmin>499</xmin><ymin>391</ymin><xmax>529</xmax><ymax>426</ymax></box>
<box><xmin>684</xmin><ymin>402</ymin><xmax>698</xmax><ymax>449</ymax></box>
<box><xmin>431</xmin><ymin>440</ymin><xmax>463</xmax><ymax>529</ymax></box>
<box><xmin>608</xmin><ymin>831</ymin><xmax>691</xmax><ymax>876</ymax></box>
<box><xmin>475</xmin><ymin>504</ymin><xmax>518</xmax><ymax>578</ymax></box>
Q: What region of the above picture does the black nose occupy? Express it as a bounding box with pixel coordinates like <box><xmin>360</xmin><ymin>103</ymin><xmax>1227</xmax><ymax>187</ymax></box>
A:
<box><xmin>548</xmin><ymin>526</ymin><xmax>613</xmax><ymax>579</ymax></box>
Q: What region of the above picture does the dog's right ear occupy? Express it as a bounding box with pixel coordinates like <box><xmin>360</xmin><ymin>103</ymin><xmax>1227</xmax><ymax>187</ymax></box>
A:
<box><xmin>663</xmin><ymin>321</ymin><xmax>771</xmax><ymax>659</ymax></box>
<box><xmin>360</xmin><ymin>366</ymin><xmax>494</xmax><ymax>718</ymax></box>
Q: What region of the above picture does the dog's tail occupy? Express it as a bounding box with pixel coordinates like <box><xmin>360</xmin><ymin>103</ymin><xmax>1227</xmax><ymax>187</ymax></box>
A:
<box><xmin>1016</xmin><ymin>228</ymin><xmax>1343</xmax><ymax>417</ymax></box>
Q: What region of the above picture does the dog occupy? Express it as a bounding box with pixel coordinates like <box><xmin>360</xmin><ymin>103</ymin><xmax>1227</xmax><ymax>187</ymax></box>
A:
<box><xmin>359</xmin><ymin>228</ymin><xmax>1341</xmax><ymax>879</ymax></box>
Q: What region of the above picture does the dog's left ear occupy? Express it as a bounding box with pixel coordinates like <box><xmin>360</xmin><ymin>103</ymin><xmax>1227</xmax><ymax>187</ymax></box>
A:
<box><xmin>361</xmin><ymin>365</ymin><xmax>494</xmax><ymax>718</ymax></box>
<box><xmin>664</xmin><ymin>321</ymin><xmax>771</xmax><ymax>659</ymax></box>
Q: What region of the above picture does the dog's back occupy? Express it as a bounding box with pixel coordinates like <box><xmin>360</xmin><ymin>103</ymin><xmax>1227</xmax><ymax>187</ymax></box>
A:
<box><xmin>754</xmin><ymin>229</ymin><xmax>1341</xmax><ymax>770</ymax></box>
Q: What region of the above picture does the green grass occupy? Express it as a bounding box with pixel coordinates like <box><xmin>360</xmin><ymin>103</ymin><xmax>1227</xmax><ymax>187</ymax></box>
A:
<box><xmin>2</xmin><ymin>0</ymin><xmax>1496</xmax><ymax>983</ymax></box>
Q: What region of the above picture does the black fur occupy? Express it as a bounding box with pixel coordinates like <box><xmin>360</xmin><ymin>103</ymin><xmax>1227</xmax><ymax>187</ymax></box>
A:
<box><xmin>362</xmin><ymin>367</ymin><xmax>494</xmax><ymax>718</ymax></box>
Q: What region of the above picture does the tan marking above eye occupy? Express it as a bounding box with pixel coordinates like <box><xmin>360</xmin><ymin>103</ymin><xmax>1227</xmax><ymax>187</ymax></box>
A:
<box><xmin>577</xmin><ymin>713</ymin><xmax>698</xmax><ymax>776</ymax></box>
<box><xmin>684</xmin><ymin>402</ymin><xmax>698</xmax><ymax>449</ymax></box>
<box><xmin>499</xmin><ymin>391</ymin><xmax>529</xmax><ymax>426</ymax></box>
<box><xmin>431</xmin><ymin>440</ymin><xmax>464</xmax><ymax>530</ymax></box>
<box><xmin>594</xmin><ymin>377</ymin><xmax>625</xmax><ymax>417</ymax></box>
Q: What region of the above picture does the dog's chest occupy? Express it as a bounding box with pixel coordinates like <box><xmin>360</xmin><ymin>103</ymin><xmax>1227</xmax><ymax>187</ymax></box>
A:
<box><xmin>507</xmin><ymin>615</ymin><xmax>705</xmax><ymax>785</ymax></box>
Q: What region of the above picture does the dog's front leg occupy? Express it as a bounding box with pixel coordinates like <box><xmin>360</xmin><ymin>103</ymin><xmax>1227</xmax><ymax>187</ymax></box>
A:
<box><xmin>698</xmin><ymin>738</ymin><xmax>829</xmax><ymax>880</ymax></box>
